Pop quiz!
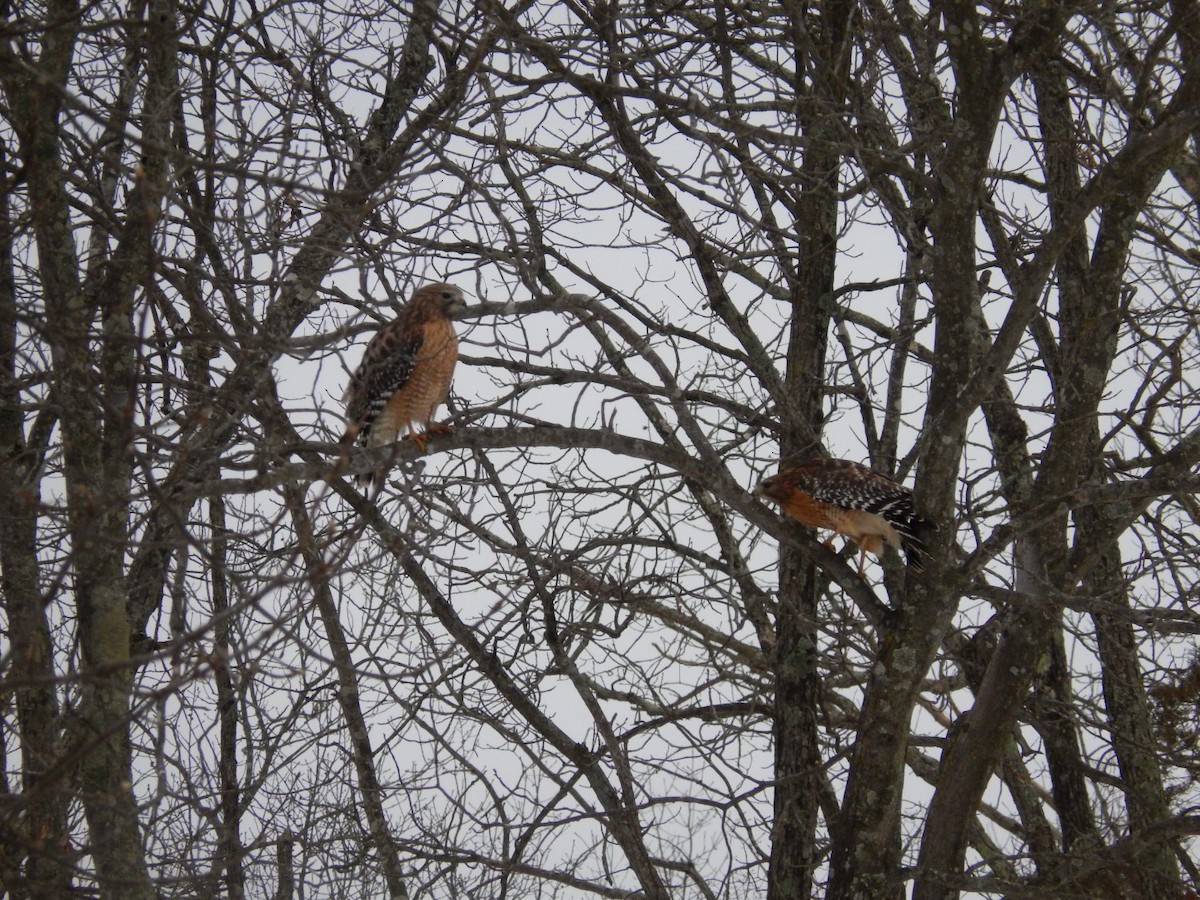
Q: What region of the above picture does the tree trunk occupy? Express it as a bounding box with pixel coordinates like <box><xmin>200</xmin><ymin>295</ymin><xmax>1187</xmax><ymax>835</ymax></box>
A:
<box><xmin>1084</xmin><ymin>507</ymin><xmax>1180</xmax><ymax>898</ymax></box>
<box><xmin>0</xmin><ymin>144</ymin><xmax>72</xmax><ymax>896</ymax></box>
<box><xmin>768</xmin><ymin>5</ymin><xmax>852</xmax><ymax>896</ymax></box>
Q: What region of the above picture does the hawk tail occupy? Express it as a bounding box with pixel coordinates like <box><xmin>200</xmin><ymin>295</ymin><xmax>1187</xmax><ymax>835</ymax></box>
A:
<box><xmin>897</xmin><ymin>512</ymin><xmax>937</xmax><ymax>572</ymax></box>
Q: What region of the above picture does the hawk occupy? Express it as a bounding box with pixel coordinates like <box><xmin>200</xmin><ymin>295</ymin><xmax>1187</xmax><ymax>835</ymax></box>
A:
<box><xmin>755</xmin><ymin>458</ymin><xmax>936</xmax><ymax>575</ymax></box>
<box><xmin>342</xmin><ymin>282</ymin><xmax>467</xmax><ymax>485</ymax></box>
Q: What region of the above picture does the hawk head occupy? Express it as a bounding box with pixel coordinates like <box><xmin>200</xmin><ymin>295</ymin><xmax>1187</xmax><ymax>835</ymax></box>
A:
<box><xmin>409</xmin><ymin>282</ymin><xmax>467</xmax><ymax>321</ymax></box>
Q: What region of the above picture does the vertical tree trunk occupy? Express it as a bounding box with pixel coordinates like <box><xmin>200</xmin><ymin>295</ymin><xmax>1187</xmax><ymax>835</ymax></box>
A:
<box><xmin>274</xmin><ymin>832</ymin><xmax>295</xmax><ymax>900</ymax></box>
<box><xmin>769</xmin><ymin>547</ymin><xmax>823</xmax><ymax>900</ymax></box>
<box><xmin>1021</xmin><ymin>47</ymin><xmax>1102</xmax><ymax>857</ymax></box>
<box><xmin>0</xmin><ymin>140</ymin><xmax>73</xmax><ymax>898</ymax></box>
<box><xmin>1027</xmin><ymin>626</ymin><xmax>1100</xmax><ymax>850</ymax></box>
<box><xmin>768</xmin><ymin>6</ymin><xmax>852</xmax><ymax>897</ymax></box>
<box><xmin>211</xmin><ymin>496</ymin><xmax>246</xmax><ymax>899</ymax></box>
<box><xmin>1083</xmin><ymin>506</ymin><xmax>1180</xmax><ymax>898</ymax></box>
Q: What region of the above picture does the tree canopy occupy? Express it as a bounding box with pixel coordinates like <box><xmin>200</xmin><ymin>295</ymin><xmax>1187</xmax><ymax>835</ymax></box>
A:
<box><xmin>1</xmin><ymin>1</ymin><xmax>1199</xmax><ymax>897</ymax></box>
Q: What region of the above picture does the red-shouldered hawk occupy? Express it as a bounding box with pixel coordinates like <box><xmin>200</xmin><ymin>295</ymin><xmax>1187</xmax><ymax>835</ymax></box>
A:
<box><xmin>755</xmin><ymin>458</ymin><xmax>935</xmax><ymax>576</ymax></box>
<box><xmin>342</xmin><ymin>282</ymin><xmax>466</xmax><ymax>485</ymax></box>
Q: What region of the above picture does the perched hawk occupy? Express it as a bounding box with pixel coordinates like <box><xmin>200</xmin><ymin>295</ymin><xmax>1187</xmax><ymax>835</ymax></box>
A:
<box><xmin>342</xmin><ymin>282</ymin><xmax>467</xmax><ymax>485</ymax></box>
<box><xmin>755</xmin><ymin>458</ymin><xmax>936</xmax><ymax>575</ymax></box>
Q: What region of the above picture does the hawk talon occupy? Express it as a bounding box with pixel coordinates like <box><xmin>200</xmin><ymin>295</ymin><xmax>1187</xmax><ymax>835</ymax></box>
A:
<box><xmin>404</xmin><ymin>422</ymin><xmax>453</xmax><ymax>453</ymax></box>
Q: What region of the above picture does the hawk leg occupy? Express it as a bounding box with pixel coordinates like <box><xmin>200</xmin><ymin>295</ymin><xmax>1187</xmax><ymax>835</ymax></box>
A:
<box><xmin>404</xmin><ymin>422</ymin><xmax>454</xmax><ymax>453</ymax></box>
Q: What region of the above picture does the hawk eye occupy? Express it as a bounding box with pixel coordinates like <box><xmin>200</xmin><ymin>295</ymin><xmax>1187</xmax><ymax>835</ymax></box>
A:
<box><xmin>442</xmin><ymin>290</ymin><xmax>455</xmax><ymax>299</ymax></box>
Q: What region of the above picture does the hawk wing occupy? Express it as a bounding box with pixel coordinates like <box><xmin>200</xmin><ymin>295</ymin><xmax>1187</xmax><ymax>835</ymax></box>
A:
<box><xmin>788</xmin><ymin>461</ymin><xmax>911</xmax><ymax>516</ymax></box>
<box><xmin>343</xmin><ymin>323</ymin><xmax>423</xmax><ymax>448</ymax></box>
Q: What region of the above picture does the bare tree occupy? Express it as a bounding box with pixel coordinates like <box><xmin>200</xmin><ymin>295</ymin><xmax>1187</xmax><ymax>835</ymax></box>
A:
<box><xmin>1</xmin><ymin>1</ymin><xmax>1198</xmax><ymax>897</ymax></box>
